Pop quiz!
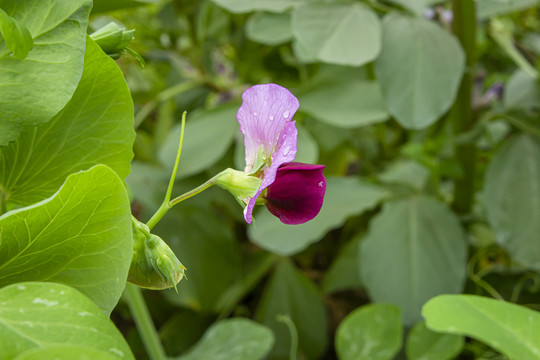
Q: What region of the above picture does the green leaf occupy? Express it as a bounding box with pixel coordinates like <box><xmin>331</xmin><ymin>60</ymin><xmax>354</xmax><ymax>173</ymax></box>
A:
<box><xmin>0</xmin><ymin>38</ymin><xmax>135</xmax><ymax>209</ymax></box>
<box><xmin>476</xmin><ymin>0</ymin><xmax>539</xmax><ymax>19</ymax></box>
<box><xmin>335</xmin><ymin>304</ymin><xmax>402</xmax><ymax>360</ymax></box>
<box><xmin>360</xmin><ymin>196</ymin><xmax>468</xmax><ymax>325</ymax></box>
<box><xmin>176</xmin><ymin>318</ymin><xmax>274</xmax><ymax>360</ymax></box>
<box><xmin>292</xmin><ymin>3</ymin><xmax>381</xmax><ymax>66</ymax></box>
<box><xmin>387</xmin><ymin>0</ymin><xmax>441</xmax><ymax>15</ymax></box>
<box><xmin>300</xmin><ymin>79</ymin><xmax>388</xmax><ymax>128</ymax></box>
<box><xmin>483</xmin><ymin>135</ymin><xmax>540</xmax><ymax>270</ymax></box>
<box><xmin>255</xmin><ymin>260</ymin><xmax>328</xmax><ymax>360</ymax></box>
<box><xmin>322</xmin><ymin>236</ymin><xmax>363</xmax><ymax>294</ymax></box>
<box><xmin>246</xmin><ymin>12</ymin><xmax>293</xmax><ymax>46</ymax></box>
<box><xmin>378</xmin><ymin>159</ymin><xmax>430</xmax><ymax>191</ymax></box>
<box><xmin>406</xmin><ymin>321</ymin><xmax>464</xmax><ymax>360</ymax></box>
<box><xmin>249</xmin><ymin>177</ymin><xmax>390</xmax><ymax>256</ymax></box>
<box><xmin>423</xmin><ymin>294</ymin><xmax>540</xmax><ymax>360</ymax></box>
<box><xmin>0</xmin><ymin>165</ymin><xmax>133</xmax><ymax>314</ymax></box>
<box><xmin>375</xmin><ymin>13</ymin><xmax>465</xmax><ymax>129</ymax></box>
<box><xmin>0</xmin><ymin>282</ymin><xmax>134</xmax><ymax>360</ymax></box>
<box><xmin>294</xmin><ymin>124</ymin><xmax>319</xmax><ymax>164</ymax></box>
<box><xmin>14</xmin><ymin>346</ymin><xmax>120</xmax><ymax>360</ymax></box>
<box><xmin>0</xmin><ymin>0</ymin><xmax>92</xmax><ymax>145</ymax></box>
<box><xmin>504</xmin><ymin>70</ymin><xmax>540</xmax><ymax>110</ymax></box>
<box><xmin>159</xmin><ymin>105</ymin><xmax>238</xmax><ymax>179</ymax></box>
<box><xmin>211</xmin><ymin>0</ymin><xmax>303</xmax><ymax>14</ymax></box>
<box><xmin>0</xmin><ymin>8</ymin><xmax>32</xmax><ymax>59</ymax></box>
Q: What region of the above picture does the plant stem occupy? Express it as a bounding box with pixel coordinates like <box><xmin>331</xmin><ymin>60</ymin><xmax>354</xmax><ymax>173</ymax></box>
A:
<box><xmin>146</xmin><ymin>111</ymin><xmax>187</xmax><ymax>230</ymax></box>
<box><xmin>168</xmin><ymin>172</ymin><xmax>224</xmax><ymax>207</ymax></box>
<box><xmin>125</xmin><ymin>284</ymin><xmax>167</xmax><ymax>360</ymax></box>
<box><xmin>451</xmin><ymin>0</ymin><xmax>477</xmax><ymax>214</ymax></box>
<box><xmin>0</xmin><ymin>188</ymin><xmax>7</xmax><ymax>216</ymax></box>
<box><xmin>277</xmin><ymin>314</ymin><xmax>299</xmax><ymax>360</ymax></box>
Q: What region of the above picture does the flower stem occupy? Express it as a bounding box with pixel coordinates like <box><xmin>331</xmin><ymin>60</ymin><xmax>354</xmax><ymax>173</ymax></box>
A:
<box><xmin>146</xmin><ymin>111</ymin><xmax>187</xmax><ymax>231</ymax></box>
<box><xmin>451</xmin><ymin>0</ymin><xmax>477</xmax><ymax>214</ymax></box>
<box><xmin>124</xmin><ymin>284</ymin><xmax>167</xmax><ymax>360</ymax></box>
<box><xmin>277</xmin><ymin>314</ymin><xmax>298</xmax><ymax>360</ymax></box>
<box><xmin>168</xmin><ymin>172</ymin><xmax>224</xmax><ymax>207</ymax></box>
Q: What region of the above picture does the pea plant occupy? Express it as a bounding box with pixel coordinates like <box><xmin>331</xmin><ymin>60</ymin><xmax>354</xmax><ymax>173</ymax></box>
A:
<box><xmin>1</xmin><ymin>0</ymin><xmax>540</xmax><ymax>359</ymax></box>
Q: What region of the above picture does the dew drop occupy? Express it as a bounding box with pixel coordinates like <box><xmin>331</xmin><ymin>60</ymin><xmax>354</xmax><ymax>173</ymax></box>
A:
<box><xmin>282</xmin><ymin>110</ymin><xmax>290</xmax><ymax>118</ymax></box>
<box><xmin>253</xmin><ymin>112</ymin><xmax>258</xmax><ymax>116</ymax></box>
<box><xmin>283</xmin><ymin>146</ymin><xmax>290</xmax><ymax>155</ymax></box>
<box><xmin>318</xmin><ymin>181</ymin><xmax>324</xmax><ymax>188</ymax></box>
<box><xmin>269</xmin><ymin>115</ymin><xmax>274</xmax><ymax>120</ymax></box>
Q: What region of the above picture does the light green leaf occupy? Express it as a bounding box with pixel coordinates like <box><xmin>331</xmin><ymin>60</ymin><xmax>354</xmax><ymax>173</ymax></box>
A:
<box><xmin>211</xmin><ymin>0</ymin><xmax>303</xmax><ymax>14</ymax></box>
<box><xmin>0</xmin><ymin>38</ymin><xmax>135</xmax><ymax>209</ymax></box>
<box><xmin>483</xmin><ymin>135</ymin><xmax>540</xmax><ymax>270</ymax></box>
<box><xmin>246</xmin><ymin>12</ymin><xmax>292</xmax><ymax>46</ymax></box>
<box><xmin>159</xmin><ymin>104</ymin><xmax>238</xmax><ymax>179</ymax></box>
<box><xmin>423</xmin><ymin>294</ymin><xmax>540</xmax><ymax>360</ymax></box>
<box><xmin>0</xmin><ymin>0</ymin><xmax>92</xmax><ymax>145</ymax></box>
<box><xmin>375</xmin><ymin>13</ymin><xmax>464</xmax><ymax>129</ymax></box>
<box><xmin>294</xmin><ymin>124</ymin><xmax>319</xmax><ymax>164</ymax></box>
<box><xmin>504</xmin><ymin>70</ymin><xmax>540</xmax><ymax>110</ymax></box>
<box><xmin>476</xmin><ymin>0</ymin><xmax>539</xmax><ymax>19</ymax></box>
<box><xmin>335</xmin><ymin>304</ymin><xmax>402</xmax><ymax>360</ymax></box>
<box><xmin>300</xmin><ymin>79</ymin><xmax>388</xmax><ymax>128</ymax></box>
<box><xmin>0</xmin><ymin>165</ymin><xmax>133</xmax><ymax>314</ymax></box>
<box><xmin>322</xmin><ymin>236</ymin><xmax>362</xmax><ymax>294</ymax></box>
<box><xmin>249</xmin><ymin>177</ymin><xmax>390</xmax><ymax>256</ymax></box>
<box><xmin>255</xmin><ymin>260</ymin><xmax>328</xmax><ymax>360</ymax></box>
<box><xmin>406</xmin><ymin>321</ymin><xmax>464</xmax><ymax>360</ymax></box>
<box><xmin>0</xmin><ymin>282</ymin><xmax>133</xmax><ymax>360</ymax></box>
<box><xmin>379</xmin><ymin>159</ymin><xmax>430</xmax><ymax>191</ymax></box>
<box><xmin>360</xmin><ymin>196</ymin><xmax>468</xmax><ymax>325</ymax></box>
<box><xmin>14</xmin><ymin>346</ymin><xmax>120</xmax><ymax>360</ymax></box>
<box><xmin>292</xmin><ymin>3</ymin><xmax>381</xmax><ymax>66</ymax></box>
<box><xmin>387</xmin><ymin>0</ymin><xmax>440</xmax><ymax>15</ymax></box>
<box><xmin>0</xmin><ymin>8</ymin><xmax>32</xmax><ymax>59</ymax></box>
<box><xmin>176</xmin><ymin>318</ymin><xmax>274</xmax><ymax>360</ymax></box>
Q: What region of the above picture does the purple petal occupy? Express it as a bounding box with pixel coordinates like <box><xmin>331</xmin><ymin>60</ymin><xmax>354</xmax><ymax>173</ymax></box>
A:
<box><xmin>243</xmin><ymin>121</ymin><xmax>297</xmax><ymax>224</ymax></box>
<box><xmin>264</xmin><ymin>162</ymin><xmax>326</xmax><ymax>225</ymax></box>
<box><xmin>237</xmin><ymin>84</ymin><xmax>299</xmax><ymax>173</ymax></box>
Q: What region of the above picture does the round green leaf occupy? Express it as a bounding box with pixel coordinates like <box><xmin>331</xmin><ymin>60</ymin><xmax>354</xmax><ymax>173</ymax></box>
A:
<box><xmin>360</xmin><ymin>196</ymin><xmax>468</xmax><ymax>325</ymax></box>
<box><xmin>292</xmin><ymin>3</ymin><xmax>381</xmax><ymax>66</ymax></box>
<box><xmin>159</xmin><ymin>105</ymin><xmax>238</xmax><ymax>179</ymax></box>
<box><xmin>504</xmin><ymin>70</ymin><xmax>540</xmax><ymax>110</ymax></box>
<box><xmin>335</xmin><ymin>304</ymin><xmax>402</xmax><ymax>360</ymax></box>
<box><xmin>477</xmin><ymin>0</ymin><xmax>539</xmax><ymax>19</ymax></box>
<box><xmin>211</xmin><ymin>0</ymin><xmax>303</xmax><ymax>13</ymax></box>
<box><xmin>177</xmin><ymin>318</ymin><xmax>274</xmax><ymax>360</ymax></box>
<box><xmin>375</xmin><ymin>13</ymin><xmax>464</xmax><ymax>129</ymax></box>
<box><xmin>0</xmin><ymin>165</ymin><xmax>133</xmax><ymax>314</ymax></box>
<box><xmin>246</xmin><ymin>12</ymin><xmax>293</xmax><ymax>46</ymax></box>
<box><xmin>14</xmin><ymin>346</ymin><xmax>120</xmax><ymax>360</ymax></box>
<box><xmin>322</xmin><ymin>236</ymin><xmax>363</xmax><ymax>295</ymax></box>
<box><xmin>300</xmin><ymin>79</ymin><xmax>388</xmax><ymax>128</ymax></box>
<box><xmin>0</xmin><ymin>39</ymin><xmax>135</xmax><ymax>209</ymax></box>
<box><xmin>423</xmin><ymin>294</ymin><xmax>540</xmax><ymax>360</ymax></box>
<box><xmin>249</xmin><ymin>177</ymin><xmax>390</xmax><ymax>256</ymax></box>
<box><xmin>0</xmin><ymin>282</ymin><xmax>133</xmax><ymax>360</ymax></box>
<box><xmin>255</xmin><ymin>260</ymin><xmax>328</xmax><ymax>360</ymax></box>
<box><xmin>406</xmin><ymin>321</ymin><xmax>464</xmax><ymax>360</ymax></box>
<box><xmin>0</xmin><ymin>0</ymin><xmax>92</xmax><ymax>145</ymax></box>
<box><xmin>483</xmin><ymin>135</ymin><xmax>540</xmax><ymax>270</ymax></box>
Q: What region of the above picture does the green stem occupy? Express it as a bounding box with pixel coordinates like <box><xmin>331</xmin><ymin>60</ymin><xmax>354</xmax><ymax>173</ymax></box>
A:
<box><xmin>146</xmin><ymin>111</ymin><xmax>187</xmax><ymax>230</ymax></box>
<box><xmin>168</xmin><ymin>172</ymin><xmax>223</xmax><ymax>207</ymax></box>
<box><xmin>277</xmin><ymin>314</ymin><xmax>299</xmax><ymax>360</ymax></box>
<box><xmin>125</xmin><ymin>284</ymin><xmax>167</xmax><ymax>360</ymax></box>
<box><xmin>0</xmin><ymin>188</ymin><xmax>7</xmax><ymax>215</ymax></box>
<box><xmin>451</xmin><ymin>0</ymin><xmax>477</xmax><ymax>214</ymax></box>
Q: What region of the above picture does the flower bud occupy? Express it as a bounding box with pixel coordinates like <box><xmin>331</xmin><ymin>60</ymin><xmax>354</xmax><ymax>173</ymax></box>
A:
<box><xmin>128</xmin><ymin>217</ymin><xmax>186</xmax><ymax>290</ymax></box>
<box><xmin>90</xmin><ymin>22</ymin><xmax>135</xmax><ymax>59</ymax></box>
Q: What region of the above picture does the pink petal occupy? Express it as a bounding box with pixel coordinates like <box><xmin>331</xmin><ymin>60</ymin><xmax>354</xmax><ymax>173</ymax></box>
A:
<box><xmin>243</xmin><ymin>121</ymin><xmax>297</xmax><ymax>224</ymax></box>
<box><xmin>237</xmin><ymin>84</ymin><xmax>299</xmax><ymax>173</ymax></box>
<box><xmin>265</xmin><ymin>162</ymin><xmax>326</xmax><ymax>225</ymax></box>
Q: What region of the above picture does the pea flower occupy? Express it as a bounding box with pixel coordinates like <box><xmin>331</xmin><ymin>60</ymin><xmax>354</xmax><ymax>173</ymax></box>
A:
<box><xmin>232</xmin><ymin>83</ymin><xmax>326</xmax><ymax>225</ymax></box>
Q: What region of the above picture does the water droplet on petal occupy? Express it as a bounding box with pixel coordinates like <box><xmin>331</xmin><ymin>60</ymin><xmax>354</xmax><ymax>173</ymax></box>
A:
<box><xmin>269</xmin><ymin>115</ymin><xmax>274</xmax><ymax>120</ymax></box>
<box><xmin>253</xmin><ymin>112</ymin><xmax>258</xmax><ymax>116</ymax></box>
<box><xmin>283</xmin><ymin>146</ymin><xmax>290</xmax><ymax>155</ymax></box>
<box><xmin>318</xmin><ymin>181</ymin><xmax>324</xmax><ymax>188</ymax></box>
<box><xmin>283</xmin><ymin>110</ymin><xmax>290</xmax><ymax>118</ymax></box>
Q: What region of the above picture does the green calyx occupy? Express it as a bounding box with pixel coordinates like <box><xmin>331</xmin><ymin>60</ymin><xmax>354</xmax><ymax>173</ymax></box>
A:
<box><xmin>89</xmin><ymin>22</ymin><xmax>135</xmax><ymax>59</ymax></box>
<box><xmin>128</xmin><ymin>217</ymin><xmax>186</xmax><ymax>291</ymax></box>
<box><xmin>215</xmin><ymin>168</ymin><xmax>263</xmax><ymax>206</ymax></box>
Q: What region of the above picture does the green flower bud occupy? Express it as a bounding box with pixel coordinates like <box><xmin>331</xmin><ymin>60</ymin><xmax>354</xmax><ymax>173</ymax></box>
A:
<box><xmin>128</xmin><ymin>217</ymin><xmax>186</xmax><ymax>290</ymax></box>
<box><xmin>90</xmin><ymin>22</ymin><xmax>135</xmax><ymax>59</ymax></box>
<box><xmin>215</xmin><ymin>168</ymin><xmax>263</xmax><ymax>205</ymax></box>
